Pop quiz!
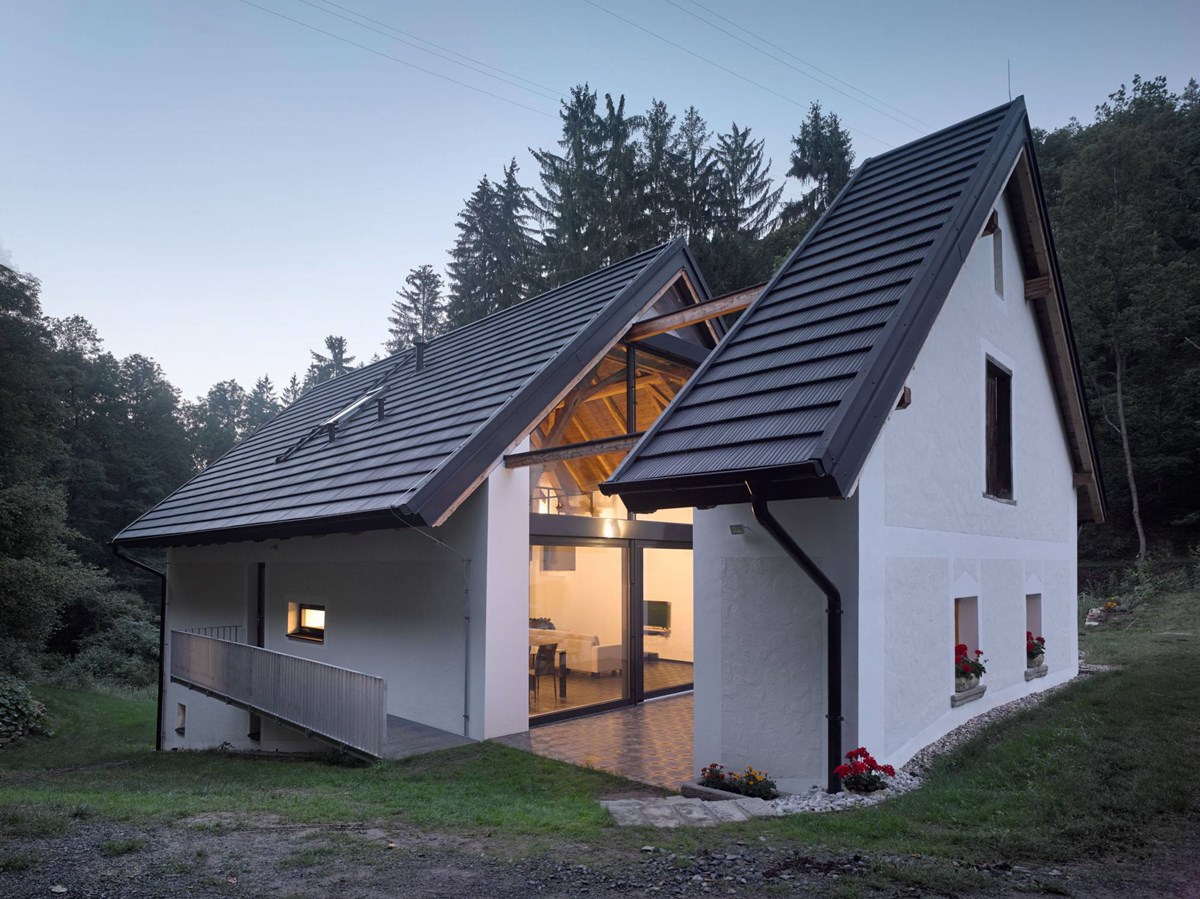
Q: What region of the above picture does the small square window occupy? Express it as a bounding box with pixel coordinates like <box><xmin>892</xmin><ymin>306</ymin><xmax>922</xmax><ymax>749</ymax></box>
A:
<box><xmin>288</xmin><ymin>602</ymin><xmax>326</xmax><ymax>642</ymax></box>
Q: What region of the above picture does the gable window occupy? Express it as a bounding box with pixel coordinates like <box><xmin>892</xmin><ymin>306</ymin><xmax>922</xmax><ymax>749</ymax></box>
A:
<box><xmin>287</xmin><ymin>602</ymin><xmax>326</xmax><ymax>643</ymax></box>
<box><xmin>983</xmin><ymin>210</ymin><xmax>1003</xmax><ymax>297</ymax></box>
<box><xmin>985</xmin><ymin>361</ymin><xmax>1013</xmax><ymax>500</ymax></box>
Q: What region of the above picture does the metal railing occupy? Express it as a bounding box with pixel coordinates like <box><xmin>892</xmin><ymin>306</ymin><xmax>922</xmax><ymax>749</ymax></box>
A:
<box><xmin>170</xmin><ymin>630</ymin><xmax>387</xmax><ymax>758</ymax></box>
<box><xmin>182</xmin><ymin>625</ymin><xmax>244</xmax><ymax>642</ymax></box>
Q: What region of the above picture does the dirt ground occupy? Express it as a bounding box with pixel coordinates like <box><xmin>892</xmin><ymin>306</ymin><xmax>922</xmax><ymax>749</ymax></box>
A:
<box><xmin>3</xmin><ymin>813</ymin><xmax>1198</xmax><ymax>899</ymax></box>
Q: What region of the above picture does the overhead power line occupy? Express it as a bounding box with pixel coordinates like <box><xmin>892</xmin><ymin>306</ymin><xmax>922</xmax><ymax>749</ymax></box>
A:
<box><xmin>678</xmin><ymin>0</ymin><xmax>933</xmax><ymax>131</ymax></box>
<box><xmin>581</xmin><ymin>0</ymin><xmax>890</xmax><ymax>148</ymax></box>
<box><xmin>230</xmin><ymin>0</ymin><xmax>557</xmax><ymax>119</ymax></box>
<box><xmin>293</xmin><ymin>0</ymin><xmax>562</xmax><ymax>102</ymax></box>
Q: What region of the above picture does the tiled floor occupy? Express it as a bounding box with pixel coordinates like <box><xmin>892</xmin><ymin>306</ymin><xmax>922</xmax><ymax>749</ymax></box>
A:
<box><xmin>382</xmin><ymin>714</ymin><xmax>472</xmax><ymax>759</ymax></box>
<box><xmin>529</xmin><ymin>658</ymin><xmax>694</xmax><ymax>717</ymax></box>
<box><xmin>497</xmin><ymin>692</ymin><xmax>694</xmax><ymax>789</ymax></box>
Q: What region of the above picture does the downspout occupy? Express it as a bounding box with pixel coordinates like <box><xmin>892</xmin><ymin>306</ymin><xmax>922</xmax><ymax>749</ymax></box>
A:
<box><xmin>111</xmin><ymin>544</ymin><xmax>167</xmax><ymax>752</ymax></box>
<box><xmin>746</xmin><ymin>485</ymin><xmax>844</xmax><ymax>794</ymax></box>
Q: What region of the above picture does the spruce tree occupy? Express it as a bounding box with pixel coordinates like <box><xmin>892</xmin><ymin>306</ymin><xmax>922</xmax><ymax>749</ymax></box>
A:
<box><xmin>386</xmin><ymin>264</ymin><xmax>446</xmax><ymax>353</ymax></box>
<box><xmin>641</xmin><ymin>99</ymin><xmax>682</xmax><ymax>243</ymax></box>
<box><xmin>305</xmin><ymin>336</ymin><xmax>355</xmax><ymax>388</ymax></box>
<box><xmin>676</xmin><ymin>107</ymin><xmax>719</xmax><ymax>243</ymax></box>
<box><xmin>493</xmin><ymin>160</ymin><xmax>541</xmax><ymax>311</ymax></box>
<box><xmin>446</xmin><ymin>176</ymin><xmax>501</xmax><ymax>329</ymax></box>
<box><xmin>281</xmin><ymin>373</ymin><xmax>304</xmax><ymax>406</ymax></box>
<box><xmin>245</xmin><ymin>375</ymin><xmax>281</xmax><ymax>433</ymax></box>
<box><xmin>784</xmin><ymin>102</ymin><xmax>855</xmax><ymax>227</ymax></box>
<box><xmin>598</xmin><ymin>92</ymin><xmax>646</xmax><ymax>260</ymax></box>
<box><xmin>532</xmin><ymin>84</ymin><xmax>608</xmax><ymax>285</ymax></box>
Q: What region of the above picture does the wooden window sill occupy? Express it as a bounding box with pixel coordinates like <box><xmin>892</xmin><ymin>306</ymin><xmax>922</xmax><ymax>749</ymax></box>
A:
<box><xmin>286</xmin><ymin>632</ymin><xmax>324</xmax><ymax>644</ymax></box>
<box><xmin>982</xmin><ymin>493</ymin><xmax>1017</xmax><ymax>506</ymax></box>
<box><xmin>951</xmin><ymin>684</ymin><xmax>987</xmax><ymax>707</ymax></box>
<box><xmin>1025</xmin><ymin>663</ymin><xmax>1048</xmax><ymax>681</ymax></box>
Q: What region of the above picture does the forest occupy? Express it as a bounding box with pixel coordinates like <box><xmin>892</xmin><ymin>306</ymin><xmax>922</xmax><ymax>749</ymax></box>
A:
<box><xmin>1</xmin><ymin>75</ymin><xmax>1196</xmax><ymax>692</ymax></box>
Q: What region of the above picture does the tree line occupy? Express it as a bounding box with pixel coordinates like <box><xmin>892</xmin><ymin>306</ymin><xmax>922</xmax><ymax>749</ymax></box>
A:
<box><xmin>0</xmin><ymin>76</ymin><xmax>1195</xmax><ymax>691</ymax></box>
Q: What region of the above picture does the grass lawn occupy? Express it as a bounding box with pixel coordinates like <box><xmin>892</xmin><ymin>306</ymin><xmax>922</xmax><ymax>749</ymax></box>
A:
<box><xmin>2</xmin><ymin>589</ymin><xmax>1198</xmax><ymax>879</ymax></box>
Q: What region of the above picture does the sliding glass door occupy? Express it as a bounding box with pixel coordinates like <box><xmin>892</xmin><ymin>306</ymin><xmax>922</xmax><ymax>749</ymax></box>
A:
<box><xmin>528</xmin><ymin>539</ymin><xmax>693</xmax><ymax>722</ymax></box>
<box><xmin>638</xmin><ymin>546</ymin><xmax>694</xmax><ymax>698</ymax></box>
<box><xmin>528</xmin><ymin>543</ymin><xmax>629</xmax><ymax>719</ymax></box>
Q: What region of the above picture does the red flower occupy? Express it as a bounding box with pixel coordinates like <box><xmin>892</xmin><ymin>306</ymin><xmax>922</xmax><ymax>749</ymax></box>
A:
<box><xmin>882</xmin><ymin>764</ymin><xmax>896</xmax><ymax>777</ymax></box>
<box><xmin>834</xmin><ymin>764</ymin><xmax>850</xmax><ymax>778</ymax></box>
<box><xmin>1037</xmin><ymin>636</ymin><xmax>1045</xmax><ymax>645</ymax></box>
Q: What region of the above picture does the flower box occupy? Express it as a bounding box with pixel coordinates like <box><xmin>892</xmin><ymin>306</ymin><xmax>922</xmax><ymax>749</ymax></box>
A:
<box><xmin>954</xmin><ymin>673</ymin><xmax>980</xmax><ymax>693</ymax></box>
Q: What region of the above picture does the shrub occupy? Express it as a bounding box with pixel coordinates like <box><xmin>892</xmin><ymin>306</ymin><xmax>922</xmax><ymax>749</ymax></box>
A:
<box><xmin>0</xmin><ymin>677</ymin><xmax>52</xmax><ymax>748</ymax></box>
<box><xmin>699</xmin><ymin>762</ymin><xmax>779</xmax><ymax>799</ymax></box>
<box><xmin>833</xmin><ymin>747</ymin><xmax>895</xmax><ymax>793</ymax></box>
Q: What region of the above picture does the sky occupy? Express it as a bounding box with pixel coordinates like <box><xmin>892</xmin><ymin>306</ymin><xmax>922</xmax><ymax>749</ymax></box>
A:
<box><xmin>1</xmin><ymin>0</ymin><xmax>1196</xmax><ymax>399</ymax></box>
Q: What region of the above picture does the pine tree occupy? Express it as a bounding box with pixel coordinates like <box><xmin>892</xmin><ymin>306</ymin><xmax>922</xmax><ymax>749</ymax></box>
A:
<box><xmin>281</xmin><ymin>373</ymin><xmax>303</xmax><ymax>406</ymax></box>
<box><xmin>598</xmin><ymin>92</ymin><xmax>646</xmax><ymax>260</ymax></box>
<box><xmin>446</xmin><ymin>162</ymin><xmax>540</xmax><ymax>330</ymax></box>
<box><xmin>305</xmin><ymin>336</ymin><xmax>356</xmax><ymax>388</ymax></box>
<box><xmin>386</xmin><ymin>265</ymin><xmax>446</xmax><ymax>354</ymax></box>
<box><xmin>493</xmin><ymin>160</ymin><xmax>541</xmax><ymax>311</ymax></box>
<box><xmin>532</xmin><ymin>84</ymin><xmax>608</xmax><ymax>285</ymax></box>
<box><xmin>641</xmin><ymin>99</ymin><xmax>682</xmax><ymax>243</ymax></box>
<box><xmin>446</xmin><ymin>176</ymin><xmax>502</xmax><ymax>329</ymax></box>
<box><xmin>245</xmin><ymin>375</ymin><xmax>281</xmax><ymax>433</ymax></box>
<box><xmin>675</xmin><ymin>106</ymin><xmax>719</xmax><ymax>243</ymax></box>
<box><xmin>697</xmin><ymin>123</ymin><xmax>783</xmax><ymax>294</ymax></box>
<box><xmin>712</xmin><ymin>123</ymin><xmax>782</xmax><ymax>238</ymax></box>
<box><xmin>784</xmin><ymin>102</ymin><xmax>855</xmax><ymax>226</ymax></box>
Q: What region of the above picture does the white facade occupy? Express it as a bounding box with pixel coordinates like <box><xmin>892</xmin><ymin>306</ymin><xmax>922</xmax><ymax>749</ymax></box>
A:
<box><xmin>162</xmin><ymin>460</ymin><xmax>532</xmax><ymax>752</ymax></box>
<box><xmin>693</xmin><ymin>191</ymin><xmax>1080</xmax><ymax>791</ymax></box>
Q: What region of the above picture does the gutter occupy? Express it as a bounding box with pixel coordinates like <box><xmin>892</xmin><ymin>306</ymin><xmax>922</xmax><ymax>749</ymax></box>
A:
<box><xmin>746</xmin><ymin>485</ymin><xmax>844</xmax><ymax>794</ymax></box>
<box><xmin>111</xmin><ymin>544</ymin><xmax>167</xmax><ymax>752</ymax></box>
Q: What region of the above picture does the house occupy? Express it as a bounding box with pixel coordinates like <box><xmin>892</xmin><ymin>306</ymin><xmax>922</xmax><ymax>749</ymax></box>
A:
<box><xmin>602</xmin><ymin>98</ymin><xmax>1104</xmax><ymax>792</ymax></box>
<box><xmin>113</xmin><ymin>98</ymin><xmax>1101</xmax><ymax>792</ymax></box>
<box><xmin>113</xmin><ymin>239</ymin><xmax>750</xmax><ymax>756</ymax></box>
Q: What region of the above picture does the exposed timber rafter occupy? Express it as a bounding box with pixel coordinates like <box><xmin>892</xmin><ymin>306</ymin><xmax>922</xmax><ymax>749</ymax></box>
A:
<box><xmin>624</xmin><ymin>283</ymin><xmax>764</xmax><ymax>342</ymax></box>
<box><xmin>504</xmin><ymin>433</ymin><xmax>646</xmax><ymax>469</ymax></box>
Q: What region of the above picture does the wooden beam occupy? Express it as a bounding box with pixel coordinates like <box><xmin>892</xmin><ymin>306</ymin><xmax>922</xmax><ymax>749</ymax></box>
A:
<box><xmin>505</xmin><ymin>433</ymin><xmax>645</xmax><ymax>469</ymax></box>
<box><xmin>625</xmin><ymin>285</ymin><xmax>762</xmax><ymax>342</ymax></box>
<box><xmin>1024</xmin><ymin>275</ymin><xmax>1052</xmax><ymax>301</ymax></box>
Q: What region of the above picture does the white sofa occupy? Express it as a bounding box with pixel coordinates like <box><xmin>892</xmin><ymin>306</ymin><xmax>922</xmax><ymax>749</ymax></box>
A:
<box><xmin>530</xmin><ymin>629</ymin><xmax>624</xmax><ymax>675</ymax></box>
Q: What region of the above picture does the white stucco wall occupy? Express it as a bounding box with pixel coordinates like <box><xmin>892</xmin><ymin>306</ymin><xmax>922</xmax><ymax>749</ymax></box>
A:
<box><xmin>693</xmin><ymin>497</ymin><xmax>859</xmax><ymax>794</ymax></box>
<box><xmin>161</xmin><ymin>456</ymin><xmax>532</xmax><ymax>753</ymax></box>
<box><xmin>859</xmin><ymin>190</ymin><xmax>1079</xmax><ymax>767</ymax></box>
<box><xmin>693</xmin><ymin>187</ymin><xmax>1081</xmax><ymax>790</ymax></box>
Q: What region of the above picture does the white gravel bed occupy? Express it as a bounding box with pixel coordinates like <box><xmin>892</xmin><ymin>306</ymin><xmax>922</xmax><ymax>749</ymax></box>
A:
<box><xmin>769</xmin><ymin>663</ymin><xmax>1113</xmax><ymax>815</ymax></box>
<box><xmin>772</xmin><ymin>771</ymin><xmax>923</xmax><ymax>814</ymax></box>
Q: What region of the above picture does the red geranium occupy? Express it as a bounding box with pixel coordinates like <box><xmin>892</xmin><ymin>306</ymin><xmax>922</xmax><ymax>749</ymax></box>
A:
<box><xmin>833</xmin><ymin>747</ymin><xmax>896</xmax><ymax>793</ymax></box>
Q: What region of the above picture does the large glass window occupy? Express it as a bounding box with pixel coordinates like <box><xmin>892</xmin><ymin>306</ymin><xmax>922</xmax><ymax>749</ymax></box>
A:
<box><xmin>641</xmin><ymin>547</ymin><xmax>694</xmax><ymax>695</ymax></box>
<box><xmin>528</xmin><ymin>544</ymin><xmax>629</xmax><ymax>718</ymax></box>
<box><xmin>527</xmin><ymin>346</ymin><xmax>695</xmax><ymax>518</ymax></box>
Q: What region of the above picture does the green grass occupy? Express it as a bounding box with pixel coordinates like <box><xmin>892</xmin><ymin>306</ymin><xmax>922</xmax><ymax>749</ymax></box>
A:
<box><xmin>2</xmin><ymin>590</ymin><xmax>1197</xmax><ymax>873</ymax></box>
<box><xmin>100</xmin><ymin>837</ymin><xmax>147</xmax><ymax>856</ymax></box>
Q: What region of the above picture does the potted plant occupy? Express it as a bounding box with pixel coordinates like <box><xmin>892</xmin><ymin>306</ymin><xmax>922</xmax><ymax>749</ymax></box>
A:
<box><xmin>1026</xmin><ymin>631</ymin><xmax>1046</xmax><ymax>668</ymax></box>
<box><xmin>833</xmin><ymin>747</ymin><xmax>896</xmax><ymax>793</ymax></box>
<box><xmin>954</xmin><ymin>643</ymin><xmax>986</xmax><ymax>691</ymax></box>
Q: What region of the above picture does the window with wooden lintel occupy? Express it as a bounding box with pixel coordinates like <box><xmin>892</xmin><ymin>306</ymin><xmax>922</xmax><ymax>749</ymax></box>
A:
<box><xmin>983</xmin><ymin>210</ymin><xmax>1003</xmax><ymax>298</ymax></box>
<box><xmin>985</xmin><ymin>360</ymin><xmax>1013</xmax><ymax>500</ymax></box>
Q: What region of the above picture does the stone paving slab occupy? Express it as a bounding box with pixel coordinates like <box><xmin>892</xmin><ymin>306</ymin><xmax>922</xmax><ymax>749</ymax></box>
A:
<box><xmin>599</xmin><ymin>796</ymin><xmax>783</xmax><ymax>828</ymax></box>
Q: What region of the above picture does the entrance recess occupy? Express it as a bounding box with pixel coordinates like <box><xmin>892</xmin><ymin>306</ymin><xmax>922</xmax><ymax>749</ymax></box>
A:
<box><xmin>528</xmin><ymin>539</ymin><xmax>693</xmax><ymax>722</ymax></box>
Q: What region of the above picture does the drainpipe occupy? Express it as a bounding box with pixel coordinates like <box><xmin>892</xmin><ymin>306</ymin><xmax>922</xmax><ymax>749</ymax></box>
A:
<box><xmin>111</xmin><ymin>544</ymin><xmax>168</xmax><ymax>752</ymax></box>
<box><xmin>746</xmin><ymin>485</ymin><xmax>843</xmax><ymax>794</ymax></box>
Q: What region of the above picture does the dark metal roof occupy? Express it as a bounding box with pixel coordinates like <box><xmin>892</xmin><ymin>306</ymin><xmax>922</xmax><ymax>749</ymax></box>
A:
<box><xmin>114</xmin><ymin>240</ymin><xmax>708</xmax><ymax>547</ymax></box>
<box><xmin>605</xmin><ymin>99</ymin><xmax>1104</xmax><ymax>521</ymax></box>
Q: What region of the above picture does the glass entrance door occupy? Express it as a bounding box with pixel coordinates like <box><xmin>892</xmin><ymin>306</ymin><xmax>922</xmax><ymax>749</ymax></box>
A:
<box><xmin>528</xmin><ymin>543</ymin><xmax>629</xmax><ymax>719</ymax></box>
<box><xmin>638</xmin><ymin>546</ymin><xmax>695</xmax><ymax>698</ymax></box>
